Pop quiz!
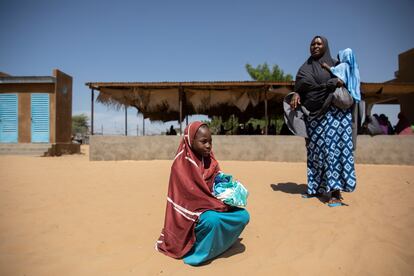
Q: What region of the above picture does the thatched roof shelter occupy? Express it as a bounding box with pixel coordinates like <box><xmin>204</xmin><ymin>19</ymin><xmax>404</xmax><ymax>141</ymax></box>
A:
<box><xmin>86</xmin><ymin>81</ymin><xmax>293</xmax><ymax>122</ymax></box>
<box><xmin>85</xmin><ymin>80</ymin><xmax>414</xmax><ymax>133</ymax></box>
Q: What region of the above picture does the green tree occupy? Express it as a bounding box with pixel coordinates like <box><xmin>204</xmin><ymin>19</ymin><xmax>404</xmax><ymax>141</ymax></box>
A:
<box><xmin>205</xmin><ymin>115</ymin><xmax>239</xmax><ymax>135</ymax></box>
<box><xmin>72</xmin><ymin>114</ymin><xmax>89</xmax><ymax>135</ymax></box>
<box><xmin>204</xmin><ymin>116</ymin><xmax>222</xmax><ymax>134</ymax></box>
<box><xmin>245</xmin><ymin>63</ymin><xmax>293</xmax><ymax>81</ymax></box>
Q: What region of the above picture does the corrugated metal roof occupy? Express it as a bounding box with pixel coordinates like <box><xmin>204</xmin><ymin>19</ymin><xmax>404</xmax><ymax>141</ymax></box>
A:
<box><xmin>86</xmin><ymin>80</ymin><xmax>295</xmax><ymax>89</ymax></box>
<box><xmin>0</xmin><ymin>76</ymin><xmax>56</xmax><ymax>84</ymax></box>
<box><xmin>85</xmin><ymin>80</ymin><xmax>414</xmax><ymax>94</ymax></box>
<box><xmin>86</xmin><ymin>80</ymin><xmax>414</xmax><ymax>122</ymax></box>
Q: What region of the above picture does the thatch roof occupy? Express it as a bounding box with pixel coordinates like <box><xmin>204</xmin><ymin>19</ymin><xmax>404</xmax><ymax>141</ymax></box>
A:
<box><xmin>85</xmin><ymin>81</ymin><xmax>414</xmax><ymax>122</ymax></box>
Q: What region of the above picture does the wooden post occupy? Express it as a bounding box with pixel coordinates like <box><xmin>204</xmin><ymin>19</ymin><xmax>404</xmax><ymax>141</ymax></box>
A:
<box><xmin>91</xmin><ymin>88</ymin><xmax>94</xmax><ymax>135</ymax></box>
<box><xmin>264</xmin><ymin>87</ymin><xmax>268</xmax><ymax>135</ymax></box>
<box><xmin>179</xmin><ymin>86</ymin><xmax>183</xmax><ymax>135</ymax></box>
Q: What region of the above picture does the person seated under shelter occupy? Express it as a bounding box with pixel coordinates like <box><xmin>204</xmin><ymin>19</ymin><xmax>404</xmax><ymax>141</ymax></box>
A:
<box><xmin>166</xmin><ymin>125</ymin><xmax>177</xmax><ymax>135</ymax></box>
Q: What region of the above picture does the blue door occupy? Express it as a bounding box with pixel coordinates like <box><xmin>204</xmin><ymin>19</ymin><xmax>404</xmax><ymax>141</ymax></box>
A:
<box><xmin>31</xmin><ymin>94</ymin><xmax>50</xmax><ymax>143</ymax></box>
<box><xmin>0</xmin><ymin>94</ymin><xmax>18</xmax><ymax>143</ymax></box>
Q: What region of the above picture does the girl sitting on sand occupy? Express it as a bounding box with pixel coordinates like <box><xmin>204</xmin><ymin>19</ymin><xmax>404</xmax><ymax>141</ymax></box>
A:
<box><xmin>155</xmin><ymin>121</ymin><xmax>249</xmax><ymax>266</ymax></box>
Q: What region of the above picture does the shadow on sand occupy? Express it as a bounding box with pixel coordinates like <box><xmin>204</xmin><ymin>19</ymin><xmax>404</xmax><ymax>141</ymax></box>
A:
<box><xmin>200</xmin><ymin>238</ymin><xmax>246</xmax><ymax>266</ymax></box>
<box><xmin>270</xmin><ymin>182</ymin><xmax>329</xmax><ymax>204</ymax></box>
<box><xmin>270</xmin><ymin>182</ymin><xmax>307</xmax><ymax>194</ymax></box>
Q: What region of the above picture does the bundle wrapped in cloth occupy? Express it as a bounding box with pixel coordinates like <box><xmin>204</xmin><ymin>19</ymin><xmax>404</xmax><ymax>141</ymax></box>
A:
<box><xmin>213</xmin><ymin>172</ymin><xmax>248</xmax><ymax>207</ymax></box>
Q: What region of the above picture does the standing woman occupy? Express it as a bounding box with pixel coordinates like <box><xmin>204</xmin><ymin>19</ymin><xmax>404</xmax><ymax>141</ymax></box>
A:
<box><xmin>290</xmin><ymin>36</ymin><xmax>357</xmax><ymax>206</ymax></box>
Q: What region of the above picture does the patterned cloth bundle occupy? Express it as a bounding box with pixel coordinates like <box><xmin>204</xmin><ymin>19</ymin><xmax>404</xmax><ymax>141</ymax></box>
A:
<box><xmin>213</xmin><ymin>173</ymin><xmax>248</xmax><ymax>207</ymax></box>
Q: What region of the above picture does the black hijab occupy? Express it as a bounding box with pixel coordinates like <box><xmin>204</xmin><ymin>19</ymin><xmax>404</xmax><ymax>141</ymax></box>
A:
<box><xmin>294</xmin><ymin>36</ymin><xmax>337</xmax><ymax>112</ymax></box>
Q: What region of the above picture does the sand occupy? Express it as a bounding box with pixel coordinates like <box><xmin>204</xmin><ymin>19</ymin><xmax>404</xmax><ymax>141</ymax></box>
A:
<box><xmin>0</xmin><ymin>145</ymin><xmax>413</xmax><ymax>276</ymax></box>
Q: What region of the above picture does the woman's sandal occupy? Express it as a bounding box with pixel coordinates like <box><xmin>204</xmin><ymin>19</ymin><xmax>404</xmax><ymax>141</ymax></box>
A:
<box><xmin>327</xmin><ymin>191</ymin><xmax>347</xmax><ymax>207</ymax></box>
<box><xmin>327</xmin><ymin>198</ymin><xmax>344</xmax><ymax>207</ymax></box>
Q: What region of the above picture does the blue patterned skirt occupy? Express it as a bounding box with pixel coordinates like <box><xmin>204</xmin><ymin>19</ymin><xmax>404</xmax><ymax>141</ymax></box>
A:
<box><xmin>305</xmin><ymin>106</ymin><xmax>357</xmax><ymax>194</ymax></box>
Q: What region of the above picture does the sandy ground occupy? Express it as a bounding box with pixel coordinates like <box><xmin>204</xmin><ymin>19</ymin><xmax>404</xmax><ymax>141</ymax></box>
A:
<box><xmin>0</xmin><ymin>145</ymin><xmax>413</xmax><ymax>276</ymax></box>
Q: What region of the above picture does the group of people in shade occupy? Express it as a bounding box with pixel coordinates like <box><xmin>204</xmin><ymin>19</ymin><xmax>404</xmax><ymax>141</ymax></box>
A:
<box><xmin>363</xmin><ymin>112</ymin><xmax>414</xmax><ymax>136</ymax></box>
<box><xmin>219</xmin><ymin>123</ymin><xmax>275</xmax><ymax>135</ymax></box>
<box><xmin>155</xmin><ymin>35</ymin><xmax>367</xmax><ymax>265</ymax></box>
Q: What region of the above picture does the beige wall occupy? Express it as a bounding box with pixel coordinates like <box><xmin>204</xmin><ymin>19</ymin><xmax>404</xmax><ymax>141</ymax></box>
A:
<box><xmin>89</xmin><ymin>135</ymin><xmax>414</xmax><ymax>165</ymax></box>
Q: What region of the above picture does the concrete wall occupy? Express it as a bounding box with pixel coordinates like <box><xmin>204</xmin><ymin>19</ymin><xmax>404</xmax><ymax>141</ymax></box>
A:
<box><xmin>90</xmin><ymin>135</ymin><xmax>414</xmax><ymax>165</ymax></box>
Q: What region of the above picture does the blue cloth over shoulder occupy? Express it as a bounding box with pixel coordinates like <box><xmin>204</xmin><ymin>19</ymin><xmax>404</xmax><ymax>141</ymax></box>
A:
<box><xmin>330</xmin><ymin>48</ymin><xmax>361</xmax><ymax>102</ymax></box>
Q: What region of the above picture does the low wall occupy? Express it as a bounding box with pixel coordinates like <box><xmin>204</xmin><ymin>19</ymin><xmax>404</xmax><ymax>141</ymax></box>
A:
<box><xmin>89</xmin><ymin>135</ymin><xmax>414</xmax><ymax>165</ymax></box>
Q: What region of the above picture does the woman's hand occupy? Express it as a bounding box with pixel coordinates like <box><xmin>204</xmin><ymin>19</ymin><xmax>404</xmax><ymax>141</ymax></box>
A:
<box><xmin>290</xmin><ymin>92</ymin><xmax>301</xmax><ymax>109</ymax></box>
<box><xmin>337</xmin><ymin>79</ymin><xmax>344</xmax><ymax>87</ymax></box>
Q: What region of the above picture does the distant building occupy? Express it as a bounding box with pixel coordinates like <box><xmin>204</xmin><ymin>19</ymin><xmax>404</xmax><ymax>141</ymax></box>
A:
<box><xmin>393</xmin><ymin>48</ymin><xmax>414</xmax><ymax>82</ymax></box>
<box><xmin>390</xmin><ymin>48</ymin><xmax>414</xmax><ymax>124</ymax></box>
<box><xmin>0</xmin><ymin>69</ymin><xmax>79</xmax><ymax>155</ymax></box>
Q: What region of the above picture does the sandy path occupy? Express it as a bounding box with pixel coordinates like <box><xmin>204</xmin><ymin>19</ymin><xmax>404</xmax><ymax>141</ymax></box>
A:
<box><xmin>0</xmin><ymin>147</ymin><xmax>413</xmax><ymax>275</ymax></box>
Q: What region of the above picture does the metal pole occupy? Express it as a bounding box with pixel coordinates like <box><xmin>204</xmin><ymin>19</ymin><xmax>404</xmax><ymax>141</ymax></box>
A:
<box><xmin>125</xmin><ymin>105</ymin><xmax>128</xmax><ymax>136</ymax></box>
<box><xmin>91</xmin><ymin>88</ymin><xmax>94</xmax><ymax>135</ymax></box>
<box><xmin>231</xmin><ymin>115</ymin><xmax>234</xmax><ymax>135</ymax></box>
<box><xmin>264</xmin><ymin>87</ymin><xmax>268</xmax><ymax>135</ymax></box>
<box><xmin>142</xmin><ymin>115</ymin><xmax>145</xmax><ymax>136</ymax></box>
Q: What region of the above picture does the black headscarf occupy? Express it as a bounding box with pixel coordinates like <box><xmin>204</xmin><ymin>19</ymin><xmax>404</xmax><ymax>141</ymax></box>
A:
<box><xmin>294</xmin><ymin>36</ymin><xmax>337</xmax><ymax>112</ymax></box>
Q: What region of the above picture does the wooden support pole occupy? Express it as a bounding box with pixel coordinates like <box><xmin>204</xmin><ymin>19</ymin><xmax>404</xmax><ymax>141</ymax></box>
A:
<box><xmin>179</xmin><ymin>86</ymin><xmax>183</xmax><ymax>135</ymax></box>
<box><xmin>264</xmin><ymin>87</ymin><xmax>268</xmax><ymax>135</ymax></box>
<box><xmin>91</xmin><ymin>88</ymin><xmax>94</xmax><ymax>135</ymax></box>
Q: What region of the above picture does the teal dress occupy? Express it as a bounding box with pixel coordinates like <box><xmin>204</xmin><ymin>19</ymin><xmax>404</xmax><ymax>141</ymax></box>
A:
<box><xmin>183</xmin><ymin>208</ymin><xmax>250</xmax><ymax>266</ymax></box>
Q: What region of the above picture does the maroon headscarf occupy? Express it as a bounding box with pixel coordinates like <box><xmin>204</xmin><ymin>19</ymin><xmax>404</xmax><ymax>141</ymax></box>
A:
<box><xmin>155</xmin><ymin>121</ymin><xmax>229</xmax><ymax>258</ymax></box>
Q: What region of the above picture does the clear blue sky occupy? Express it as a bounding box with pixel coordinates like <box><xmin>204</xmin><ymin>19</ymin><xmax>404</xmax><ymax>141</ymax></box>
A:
<box><xmin>1</xmin><ymin>0</ymin><xmax>413</xmax><ymax>134</ymax></box>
